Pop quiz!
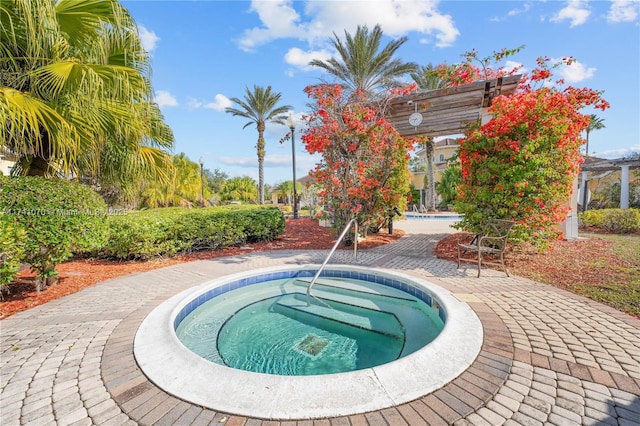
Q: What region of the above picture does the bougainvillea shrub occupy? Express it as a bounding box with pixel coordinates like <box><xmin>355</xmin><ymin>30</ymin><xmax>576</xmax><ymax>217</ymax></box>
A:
<box><xmin>433</xmin><ymin>51</ymin><xmax>609</xmax><ymax>245</ymax></box>
<box><xmin>299</xmin><ymin>85</ymin><xmax>414</xmax><ymax>237</ymax></box>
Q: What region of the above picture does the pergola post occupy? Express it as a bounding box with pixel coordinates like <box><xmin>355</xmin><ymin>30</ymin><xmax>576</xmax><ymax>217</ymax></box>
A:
<box><xmin>561</xmin><ymin>175</ymin><xmax>580</xmax><ymax>240</ymax></box>
<box><xmin>580</xmin><ymin>171</ymin><xmax>589</xmax><ymax>212</ymax></box>
<box><xmin>620</xmin><ymin>164</ymin><xmax>630</xmax><ymax>209</ymax></box>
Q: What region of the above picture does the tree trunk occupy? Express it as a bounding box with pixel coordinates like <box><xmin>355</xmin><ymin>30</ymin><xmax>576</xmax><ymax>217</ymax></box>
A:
<box><xmin>256</xmin><ymin>123</ymin><xmax>266</xmax><ymax>204</ymax></box>
<box><xmin>425</xmin><ymin>139</ymin><xmax>436</xmax><ymax>211</ymax></box>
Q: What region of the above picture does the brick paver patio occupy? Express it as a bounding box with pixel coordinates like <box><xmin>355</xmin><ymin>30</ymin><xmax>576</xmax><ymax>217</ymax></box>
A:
<box><xmin>1</xmin><ymin>220</ymin><xmax>639</xmax><ymax>425</ymax></box>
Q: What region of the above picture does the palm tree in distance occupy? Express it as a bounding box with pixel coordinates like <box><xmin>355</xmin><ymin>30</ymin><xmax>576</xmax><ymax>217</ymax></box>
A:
<box><xmin>225</xmin><ymin>86</ymin><xmax>291</xmax><ymax>204</ymax></box>
<box><xmin>584</xmin><ymin>114</ymin><xmax>605</xmax><ymax>158</ymax></box>
<box><xmin>411</xmin><ymin>64</ymin><xmax>447</xmax><ymax>211</ymax></box>
<box><xmin>309</xmin><ymin>24</ymin><xmax>418</xmax><ymax>96</ymax></box>
<box><xmin>410</xmin><ymin>63</ymin><xmax>446</xmax><ymax>91</ymax></box>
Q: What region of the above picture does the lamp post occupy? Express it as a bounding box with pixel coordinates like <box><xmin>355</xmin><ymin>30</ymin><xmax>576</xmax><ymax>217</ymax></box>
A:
<box><xmin>199</xmin><ymin>157</ymin><xmax>205</xmax><ymax>206</ymax></box>
<box><xmin>286</xmin><ymin>112</ymin><xmax>298</xmax><ymax>219</ymax></box>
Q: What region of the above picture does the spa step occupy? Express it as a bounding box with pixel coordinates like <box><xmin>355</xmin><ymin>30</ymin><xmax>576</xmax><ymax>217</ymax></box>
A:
<box><xmin>304</xmin><ymin>290</ymin><xmax>439</xmax><ymax>357</ymax></box>
<box><xmin>273</xmin><ymin>293</ymin><xmax>403</xmax><ymax>339</ymax></box>
<box><xmin>294</xmin><ymin>277</ymin><xmax>415</xmax><ymax>302</ymax></box>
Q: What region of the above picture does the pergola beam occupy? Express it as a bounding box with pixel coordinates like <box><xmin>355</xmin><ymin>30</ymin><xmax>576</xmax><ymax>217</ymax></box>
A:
<box><xmin>387</xmin><ymin>75</ymin><xmax>522</xmax><ymax>138</ymax></box>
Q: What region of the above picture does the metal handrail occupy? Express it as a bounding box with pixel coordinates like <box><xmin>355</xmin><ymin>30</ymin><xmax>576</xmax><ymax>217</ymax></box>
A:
<box><xmin>306</xmin><ymin>218</ymin><xmax>358</xmax><ymax>304</ymax></box>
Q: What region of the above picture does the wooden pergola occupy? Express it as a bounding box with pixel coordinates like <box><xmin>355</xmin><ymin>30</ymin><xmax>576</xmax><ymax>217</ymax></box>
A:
<box><xmin>387</xmin><ymin>75</ymin><xmax>522</xmax><ymax>138</ymax></box>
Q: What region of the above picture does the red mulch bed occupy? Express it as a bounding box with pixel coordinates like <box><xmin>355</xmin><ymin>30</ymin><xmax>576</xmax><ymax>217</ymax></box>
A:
<box><xmin>0</xmin><ymin>219</ymin><xmax>403</xmax><ymax>319</ymax></box>
<box><xmin>434</xmin><ymin>232</ymin><xmax>632</xmax><ymax>290</ymax></box>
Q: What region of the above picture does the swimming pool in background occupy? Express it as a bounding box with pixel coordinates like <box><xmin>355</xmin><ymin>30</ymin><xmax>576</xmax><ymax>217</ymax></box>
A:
<box><xmin>404</xmin><ymin>212</ymin><xmax>463</xmax><ymax>221</ymax></box>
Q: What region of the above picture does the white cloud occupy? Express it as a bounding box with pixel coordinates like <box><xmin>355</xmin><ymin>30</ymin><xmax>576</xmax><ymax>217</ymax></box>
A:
<box><xmin>607</xmin><ymin>0</ymin><xmax>639</xmax><ymax>23</ymax></box>
<box><xmin>187</xmin><ymin>95</ymin><xmax>232</xmax><ymax>111</ymax></box>
<box><xmin>238</xmin><ymin>0</ymin><xmax>304</xmax><ymax>51</ymax></box>
<box><xmin>508</xmin><ymin>2</ymin><xmax>532</xmax><ymax>17</ymax></box>
<box><xmin>187</xmin><ymin>98</ymin><xmax>203</xmax><ymax>110</ymax></box>
<box><xmin>218</xmin><ymin>153</ymin><xmax>318</xmax><ymax>176</ymax></box>
<box><xmin>204</xmin><ymin>94</ymin><xmax>233</xmax><ymax>111</ymax></box>
<box><xmin>284</xmin><ymin>47</ymin><xmax>333</xmax><ymax>71</ymax></box>
<box><xmin>553</xmin><ymin>58</ymin><xmax>596</xmax><ymax>83</ymax></box>
<box><xmin>138</xmin><ymin>25</ymin><xmax>160</xmax><ymax>52</ymax></box>
<box><xmin>504</xmin><ymin>60</ymin><xmax>526</xmax><ymax>74</ymax></box>
<box><xmin>593</xmin><ymin>145</ymin><xmax>640</xmax><ymax>159</ymax></box>
<box><xmin>154</xmin><ymin>90</ymin><xmax>178</xmax><ymax>107</ymax></box>
<box><xmin>238</xmin><ymin>0</ymin><xmax>460</xmax><ymax>53</ymax></box>
<box><xmin>492</xmin><ymin>2</ymin><xmax>533</xmax><ymax>21</ymax></box>
<box><xmin>550</xmin><ymin>0</ymin><xmax>591</xmax><ymax>27</ymax></box>
<box><xmin>218</xmin><ymin>156</ymin><xmax>257</xmax><ymax>167</ymax></box>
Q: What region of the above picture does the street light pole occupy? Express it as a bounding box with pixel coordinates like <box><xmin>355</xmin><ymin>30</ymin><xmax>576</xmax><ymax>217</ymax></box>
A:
<box><xmin>286</xmin><ymin>112</ymin><xmax>298</xmax><ymax>219</ymax></box>
<box><xmin>199</xmin><ymin>157</ymin><xmax>205</xmax><ymax>206</ymax></box>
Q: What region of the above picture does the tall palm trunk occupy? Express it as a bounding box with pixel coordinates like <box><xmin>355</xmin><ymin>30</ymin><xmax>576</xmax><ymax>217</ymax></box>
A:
<box><xmin>256</xmin><ymin>121</ymin><xmax>266</xmax><ymax>204</ymax></box>
<box><xmin>425</xmin><ymin>138</ymin><xmax>436</xmax><ymax>211</ymax></box>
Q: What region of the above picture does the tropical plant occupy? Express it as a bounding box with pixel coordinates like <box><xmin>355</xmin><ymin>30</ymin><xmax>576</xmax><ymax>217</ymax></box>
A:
<box><xmin>411</xmin><ymin>64</ymin><xmax>447</xmax><ymax>211</ymax></box>
<box><xmin>309</xmin><ymin>24</ymin><xmax>417</xmax><ymax>97</ymax></box>
<box><xmin>139</xmin><ymin>153</ymin><xmax>204</xmax><ymax>208</ymax></box>
<box><xmin>436</xmin><ymin>162</ymin><xmax>462</xmax><ymax>207</ymax></box>
<box><xmin>205</xmin><ymin>168</ymin><xmax>228</xmax><ymax>194</ymax></box>
<box><xmin>410</xmin><ymin>63</ymin><xmax>445</xmax><ymax>91</ymax></box>
<box><xmin>584</xmin><ymin>114</ymin><xmax>605</xmax><ymax>158</ymax></box>
<box><xmin>220</xmin><ymin>176</ymin><xmax>258</xmax><ymax>203</ymax></box>
<box><xmin>225</xmin><ymin>86</ymin><xmax>291</xmax><ymax>204</ymax></box>
<box><xmin>275</xmin><ymin>180</ymin><xmax>302</xmax><ymax>206</ymax></box>
<box><xmin>0</xmin><ymin>0</ymin><xmax>174</xmax><ymax>188</ymax></box>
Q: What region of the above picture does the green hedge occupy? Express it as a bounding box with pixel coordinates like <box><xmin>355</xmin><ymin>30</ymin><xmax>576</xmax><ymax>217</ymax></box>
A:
<box><xmin>98</xmin><ymin>205</ymin><xmax>285</xmax><ymax>260</ymax></box>
<box><xmin>0</xmin><ymin>176</ymin><xmax>108</xmax><ymax>285</ymax></box>
<box><xmin>579</xmin><ymin>208</ymin><xmax>640</xmax><ymax>234</ymax></box>
<box><xmin>0</xmin><ymin>215</ymin><xmax>26</xmax><ymax>291</ymax></box>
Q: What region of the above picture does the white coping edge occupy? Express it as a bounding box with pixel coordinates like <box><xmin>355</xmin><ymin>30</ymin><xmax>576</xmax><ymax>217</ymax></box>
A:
<box><xmin>134</xmin><ymin>265</ymin><xmax>483</xmax><ymax>420</ymax></box>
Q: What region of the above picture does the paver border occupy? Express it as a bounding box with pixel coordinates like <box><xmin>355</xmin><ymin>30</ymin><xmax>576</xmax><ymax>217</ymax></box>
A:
<box><xmin>101</xmin><ymin>279</ymin><xmax>514</xmax><ymax>424</ymax></box>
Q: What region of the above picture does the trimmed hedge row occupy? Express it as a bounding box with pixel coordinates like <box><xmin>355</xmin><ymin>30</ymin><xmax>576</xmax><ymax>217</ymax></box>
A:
<box><xmin>0</xmin><ymin>215</ymin><xmax>26</xmax><ymax>289</ymax></box>
<box><xmin>0</xmin><ymin>176</ymin><xmax>108</xmax><ymax>288</ymax></box>
<box><xmin>579</xmin><ymin>208</ymin><xmax>640</xmax><ymax>234</ymax></box>
<box><xmin>0</xmin><ymin>175</ymin><xmax>286</xmax><ymax>289</ymax></box>
<box><xmin>97</xmin><ymin>205</ymin><xmax>285</xmax><ymax>260</ymax></box>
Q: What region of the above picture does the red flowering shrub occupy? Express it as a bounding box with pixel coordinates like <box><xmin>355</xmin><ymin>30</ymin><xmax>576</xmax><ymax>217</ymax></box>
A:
<box><xmin>301</xmin><ymin>85</ymin><xmax>414</xmax><ymax>237</ymax></box>
<box><xmin>435</xmin><ymin>51</ymin><xmax>610</xmax><ymax>245</ymax></box>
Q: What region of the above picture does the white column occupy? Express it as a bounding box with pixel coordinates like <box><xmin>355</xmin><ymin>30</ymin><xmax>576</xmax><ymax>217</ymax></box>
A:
<box><xmin>560</xmin><ymin>174</ymin><xmax>580</xmax><ymax>240</ymax></box>
<box><xmin>580</xmin><ymin>171</ymin><xmax>589</xmax><ymax>211</ymax></box>
<box><xmin>620</xmin><ymin>165</ymin><xmax>630</xmax><ymax>209</ymax></box>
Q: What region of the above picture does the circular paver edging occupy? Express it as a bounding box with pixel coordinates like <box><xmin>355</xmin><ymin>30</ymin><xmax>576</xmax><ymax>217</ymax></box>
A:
<box><xmin>132</xmin><ymin>265</ymin><xmax>483</xmax><ymax>420</ymax></box>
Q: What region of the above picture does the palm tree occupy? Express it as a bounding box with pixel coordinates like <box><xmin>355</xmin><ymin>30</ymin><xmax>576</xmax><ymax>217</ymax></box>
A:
<box><xmin>411</xmin><ymin>65</ymin><xmax>447</xmax><ymax>211</ymax></box>
<box><xmin>139</xmin><ymin>153</ymin><xmax>201</xmax><ymax>208</ymax></box>
<box><xmin>225</xmin><ymin>85</ymin><xmax>291</xmax><ymax>204</ymax></box>
<box><xmin>0</xmin><ymin>0</ymin><xmax>174</xmax><ymax>186</ymax></box>
<box><xmin>309</xmin><ymin>24</ymin><xmax>417</xmax><ymax>96</ymax></box>
<box><xmin>436</xmin><ymin>162</ymin><xmax>461</xmax><ymax>207</ymax></box>
<box><xmin>410</xmin><ymin>63</ymin><xmax>445</xmax><ymax>91</ymax></box>
<box><xmin>221</xmin><ymin>176</ymin><xmax>258</xmax><ymax>203</ymax></box>
<box><xmin>584</xmin><ymin>114</ymin><xmax>605</xmax><ymax>158</ymax></box>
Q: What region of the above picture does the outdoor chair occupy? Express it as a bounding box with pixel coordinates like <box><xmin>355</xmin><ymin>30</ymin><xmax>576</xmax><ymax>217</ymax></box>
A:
<box><xmin>457</xmin><ymin>219</ymin><xmax>516</xmax><ymax>278</ymax></box>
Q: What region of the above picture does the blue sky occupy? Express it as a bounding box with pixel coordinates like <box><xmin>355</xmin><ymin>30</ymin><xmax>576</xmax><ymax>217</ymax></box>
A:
<box><xmin>123</xmin><ymin>0</ymin><xmax>640</xmax><ymax>186</ymax></box>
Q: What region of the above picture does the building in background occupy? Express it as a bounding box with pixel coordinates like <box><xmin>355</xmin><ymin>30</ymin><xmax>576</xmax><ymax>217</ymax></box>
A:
<box><xmin>410</xmin><ymin>137</ymin><xmax>460</xmax><ymax>210</ymax></box>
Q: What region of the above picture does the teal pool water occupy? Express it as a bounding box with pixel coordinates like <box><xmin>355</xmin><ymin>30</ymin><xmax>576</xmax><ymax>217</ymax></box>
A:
<box><xmin>176</xmin><ymin>277</ymin><xmax>444</xmax><ymax>376</ymax></box>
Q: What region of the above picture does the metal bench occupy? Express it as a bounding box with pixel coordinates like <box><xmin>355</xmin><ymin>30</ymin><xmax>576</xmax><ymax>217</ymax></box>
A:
<box><xmin>457</xmin><ymin>219</ymin><xmax>516</xmax><ymax>277</ymax></box>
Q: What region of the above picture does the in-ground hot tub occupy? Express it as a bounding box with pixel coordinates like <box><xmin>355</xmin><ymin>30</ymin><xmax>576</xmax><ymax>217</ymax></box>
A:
<box><xmin>134</xmin><ymin>265</ymin><xmax>483</xmax><ymax>420</ymax></box>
